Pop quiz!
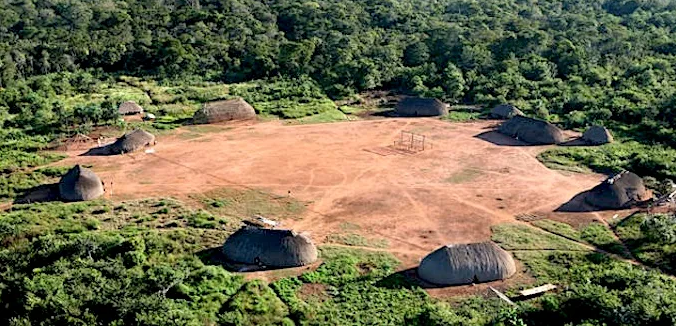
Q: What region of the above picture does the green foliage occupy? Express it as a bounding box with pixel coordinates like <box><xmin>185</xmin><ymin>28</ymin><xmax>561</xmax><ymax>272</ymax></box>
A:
<box><xmin>538</xmin><ymin>142</ymin><xmax>676</xmax><ymax>180</ymax></box>
<box><xmin>580</xmin><ymin>223</ymin><xmax>628</xmax><ymax>257</ymax></box>
<box><xmin>531</xmin><ymin>219</ymin><xmax>583</xmax><ymax>242</ymax></box>
<box><xmin>491</xmin><ymin>223</ymin><xmax>589</xmax><ymax>251</ymax></box>
<box><xmin>641</xmin><ymin>214</ymin><xmax>676</xmax><ymax>245</ymax></box>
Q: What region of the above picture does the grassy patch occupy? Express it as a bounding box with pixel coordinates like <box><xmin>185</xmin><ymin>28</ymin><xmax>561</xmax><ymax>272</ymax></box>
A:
<box><xmin>444</xmin><ymin>168</ymin><xmax>483</xmax><ymax>184</ymax></box>
<box><xmin>287</xmin><ymin>109</ymin><xmax>348</xmax><ymax>124</ymax></box>
<box><xmin>615</xmin><ymin>213</ymin><xmax>676</xmax><ymax>273</ymax></box>
<box><xmin>537</xmin><ymin>141</ymin><xmax>676</xmax><ymax>180</ymax></box>
<box><xmin>531</xmin><ymin>219</ymin><xmax>583</xmax><ymax>242</ymax></box>
<box><xmin>325</xmin><ymin>233</ymin><xmax>389</xmax><ymax>248</ymax></box>
<box><xmin>491</xmin><ymin>223</ymin><xmax>589</xmax><ymax>251</ymax></box>
<box><xmin>0</xmin><ymin>166</ymin><xmax>69</xmax><ymax>200</ymax></box>
<box><xmin>442</xmin><ymin>108</ymin><xmax>483</xmax><ymax>122</ymax></box>
<box><xmin>194</xmin><ymin>188</ymin><xmax>306</xmax><ymax>221</ymax></box>
<box><xmin>580</xmin><ymin>222</ymin><xmax>628</xmax><ymax>257</ymax></box>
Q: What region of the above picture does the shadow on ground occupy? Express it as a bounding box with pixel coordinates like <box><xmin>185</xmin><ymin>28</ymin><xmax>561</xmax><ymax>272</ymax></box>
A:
<box><xmin>474</xmin><ymin>131</ymin><xmax>533</xmax><ymax>147</ymax></box>
<box><xmin>80</xmin><ymin>145</ymin><xmax>116</xmax><ymax>156</ymax></box>
<box><xmin>375</xmin><ymin>268</ymin><xmax>450</xmax><ymax>289</ymax></box>
<box><xmin>555</xmin><ymin>190</ymin><xmax>602</xmax><ymax>212</ymax></box>
<box><xmin>558</xmin><ymin>138</ymin><xmax>588</xmax><ymax>147</ymax></box>
<box><xmin>13</xmin><ymin>183</ymin><xmax>61</xmax><ymax>204</ymax></box>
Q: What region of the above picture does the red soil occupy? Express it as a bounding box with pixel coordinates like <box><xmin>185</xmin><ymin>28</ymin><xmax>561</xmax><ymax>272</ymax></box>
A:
<box><xmin>57</xmin><ymin>118</ymin><xmax>604</xmax><ymax>269</ymax></box>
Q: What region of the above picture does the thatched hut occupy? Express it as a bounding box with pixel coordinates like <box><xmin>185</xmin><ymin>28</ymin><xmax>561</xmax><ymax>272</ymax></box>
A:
<box><xmin>584</xmin><ymin>171</ymin><xmax>650</xmax><ymax>209</ymax></box>
<box><xmin>582</xmin><ymin>125</ymin><xmax>613</xmax><ymax>145</ymax></box>
<box><xmin>490</xmin><ymin>104</ymin><xmax>523</xmax><ymax>119</ymax></box>
<box><xmin>118</xmin><ymin>101</ymin><xmax>144</xmax><ymax>115</ymax></box>
<box><xmin>193</xmin><ymin>98</ymin><xmax>256</xmax><ymax>124</ymax></box>
<box><xmin>418</xmin><ymin>242</ymin><xmax>516</xmax><ymax>286</ymax></box>
<box><xmin>498</xmin><ymin>116</ymin><xmax>564</xmax><ymax>145</ymax></box>
<box><xmin>58</xmin><ymin>165</ymin><xmax>104</xmax><ymax>202</ymax></box>
<box><xmin>223</xmin><ymin>227</ymin><xmax>318</xmax><ymax>267</ymax></box>
<box><xmin>109</xmin><ymin>129</ymin><xmax>155</xmax><ymax>154</ymax></box>
<box><xmin>395</xmin><ymin>97</ymin><xmax>448</xmax><ymax>117</ymax></box>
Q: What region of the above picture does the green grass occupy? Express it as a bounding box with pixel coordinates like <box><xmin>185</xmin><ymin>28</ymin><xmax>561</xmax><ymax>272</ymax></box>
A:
<box><xmin>531</xmin><ymin>219</ymin><xmax>583</xmax><ymax>242</ymax></box>
<box><xmin>442</xmin><ymin>109</ymin><xmax>483</xmax><ymax>122</ymax></box>
<box><xmin>287</xmin><ymin>109</ymin><xmax>348</xmax><ymax>124</ymax></box>
<box><xmin>325</xmin><ymin>233</ymin><xmax>389</xmax><ymax>248</ymax></box>
<box><xmin>0</xmin><ymin>166</ymin><xmax>69</xmax><ymax>200</ymax></box>
<box><xmin>193</xmin><ymin>188</ymin><xmax>307</xmax><ymax>221</ymax></box>
<box><xmin>580</xmin><ymin>223</ymin><xmax>629</xmax><ymax>257</ymax></box>
<box><xmin>614</xmin><ymin>213</ymin><xmax>676</xmax><ymax>273</ymax></box>
<box><xmin>491</xmin><ymin>223</ymin><xmax>590</xmax><ymax>251</ymax></box>
<box><xmin>537</xmin><ymin>141</ymin><xmax>676</xmax><ymax>180</ymax></box>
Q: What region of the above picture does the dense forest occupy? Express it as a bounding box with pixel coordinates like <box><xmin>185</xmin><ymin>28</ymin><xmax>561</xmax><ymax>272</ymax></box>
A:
<box><xmin>1</xmin><ymin>0</ymin><xmax>676</xmax><ymax>135</ymax></box>
<box><xmin>2</xmin><ymin>0</ymin><xmax>676</xmax><ymax>325</ymax></box>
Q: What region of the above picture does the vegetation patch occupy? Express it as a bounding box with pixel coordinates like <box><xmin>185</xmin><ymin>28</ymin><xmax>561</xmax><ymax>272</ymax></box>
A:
<box><xmin>194</xmin><ymin>188</ymin><xmax>307</xmax><ymax>221</ymax></box>
<box><xmin>325</xmin><ymin>233</ymin><xmax>389</xmax><ymax>249</ymax></box>
<box><xmin>491</xmin><ymin>223</ymin><xmax>590</xmax><ymax>251</ymax></box>
<box><xmin>615</xmin><ymin>213</ymin><xmax>676</xmax><ymax>274</ymax></box>
<box><xmin>538</xmin><ymin>142</ymin><xmax>676</xmax><ymax>180</ymax></box>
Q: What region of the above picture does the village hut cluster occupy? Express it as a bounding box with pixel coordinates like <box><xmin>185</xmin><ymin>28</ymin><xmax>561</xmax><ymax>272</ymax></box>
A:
<box><xmin>53</xmin><ymin>96</ymin><xmax>657</xmax><ymax>289</ymax></box>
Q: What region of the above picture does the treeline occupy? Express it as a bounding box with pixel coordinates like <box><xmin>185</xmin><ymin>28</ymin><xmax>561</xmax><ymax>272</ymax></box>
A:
<box><xmin>1</xmin><ymin>0</ymin><xmax>676</xmax><ymax>144</ymax></box>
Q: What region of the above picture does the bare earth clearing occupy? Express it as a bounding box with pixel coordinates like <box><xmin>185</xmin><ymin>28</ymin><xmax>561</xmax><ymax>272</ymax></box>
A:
<box><xmin>57</xmin><ymin>118</ymin><xmax>605</xmax><ymax>270</ymax></box>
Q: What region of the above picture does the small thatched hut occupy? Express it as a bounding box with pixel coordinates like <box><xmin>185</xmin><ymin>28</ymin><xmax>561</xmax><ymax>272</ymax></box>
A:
<box><xmin>109</xmin><ymin>129</ymin><xmax>155</xmax><ymax>154</ymax></box>
<box><xmin>582</xmin><ymin>125</ymin><xmax>613</xmax><ymax>145</ymax></box>
<box><xmin>584</xmin><ymin>171</ymin><xmax>650</xmax><ymax>209</ymax></box>
<box><xmin>498</xmin><ymin>116</ymin><xmax>564</xmax><ymax>145</ymax></box>
<box><xmin>59</xmin><ymin>165</ymin><xmax>104</xmax><ymax>202</ymax></box>
<box><xmin>395</xmin><ymin>97</ymin><xmax>448</xmax><ymax>117</ymax></box>
<box><xmin>118</xmin><ymin>101</ymin><xmax>144</xmax><ymax>115</ymax></box>
<box><xmin>490</xmin><ymin>104</ymin><xmax>523</xmax><ymax>119</ymax></box>
<box><xmin>223</xmin><ymin>227</ymin><xmax>318</xmax><ymax>267</ymax></box>
<box><xmin>193</xmin><ymin>98</ymin><xmax>256</xmax><ymax>124</ymax></box>
<box><xmin>418</xmin><ymin>242</ymin><xmax>516</xmax><ymax>286</ymax></box>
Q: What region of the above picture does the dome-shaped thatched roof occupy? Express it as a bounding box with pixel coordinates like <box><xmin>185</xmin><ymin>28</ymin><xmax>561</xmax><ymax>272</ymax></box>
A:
<box><xmin>58</xmin><ymin>165</ymin><xmax>104</xmax><ymax>202</ymax></box>
<box><xmin>498</xmin><ymin>116</ymin><xmax>564</xmax><ymax>145</ymax></box>
<box><xmin>418</xmin><ymin>242</ymin><xmax>516</xmax><ymax>286</ymax></box>
<box><xmin>490</xmin><ymin>104</ymin><xmax>523</xmax><ymax>119</ymax></box>
<box><xmin>223</xmin><ymin>227</ymin><xmax>318</xmax><ymax>267</ymax></box>
<box><xmin>193</xmin><ymin>98</ymin><xmax>256</xmax><ymax>124</ymax></box>
<box><xmin>109</xmin><ymin>129</ymin><xmax>155</xmax><ymax>154</ymax></box>
<box><xmin>584</xmin><ymin>171</ymin><xmax>649</xmax><ymax>209</ymax></box>
<box><xmin>395</xmin><ymin>97</ymin><xmax>448</xmax><ymax>117</ymax></box>
<box><xmin>118</xmin><ymin>101</ymin><xmax>144</xmax><ymax>115</ymax></box>
<box><xmin>582</xmin><ymin>125</ymin><xmax>613</xmax><ymax>145</ymax></box>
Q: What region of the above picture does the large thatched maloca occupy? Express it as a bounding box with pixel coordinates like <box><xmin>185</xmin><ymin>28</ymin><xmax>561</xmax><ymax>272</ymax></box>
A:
<box><xmin>59</xmin><ymin>165</ymin><xmax>104</xmax><ymax>201</ymax></box>
<box><xmin>118</xmin><ymin>101</ymin><xmax>144</xmax><ymax>115</ymax></box>
<box><xmin>395</xmin><ymin>97</ymin><xmax>448</xmax><ymax>117</ymax></box>
<box><xmin>498</xmin><ymin>116</ymin><xmax>564</xmax><ymax>145</ymax></box>
<box><xmin>490</xmin><ymin>104</ymin><xmax>523</xmax><ymax>119</ymax></box>
<box><xmin>418</xmin><ymin>242</ymin><xmax>516</xmax><ymax>286</ymax></box>
<box><xmin>109</xmin><ymin>129</ymin><xmax>155</xmax><ymax>154</ymax></box>
<box><xmin>222</xmin><ymin>227</ymin><xmax>318</xmax><ymax>267</ymax></box>
<box><xmin>193</xmin><ymin>98</ymin><xmax>256</xmax><ymax>124</ymax></box>
<box><xmin>584</xmin><ymin>171</ymin><xmax>650</xmax><ymax>209</ymax></box>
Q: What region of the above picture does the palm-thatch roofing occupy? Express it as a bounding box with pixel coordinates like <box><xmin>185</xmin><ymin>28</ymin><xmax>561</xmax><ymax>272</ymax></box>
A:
<box><xmin>222</xmin><ymin>226</ymin><xmax>318</xmax><ymax>267</ymax></box>
<box><xmin>584</xmin><ymin>171</ymin><xmax>649</xmax><ymax>209</ymax></box>
<box><xmin>118</xmin><ymin>101</ymin><xmax>144</xmax><ymax>115</ymax></box>
<box><xmin>582</xmin><ymin>125</ymin><xmax>613</xmax><ymax>145</ymax></box>
<box><xmin>58</xmin><ymin>165</ymin><xmax>104</xmax><ymax>202</ymax></box>
<box><xmin>498</xmin><ymin>116</ymin><xmax>564</xmax><ymax>145</ymax></box>
<box><xmin>490</xmin><ymin>104</ymin><xmax>523</xmax><ymax>119</ymax></box>
<box><xmin>395</xmin><ymin>97</ymin><xmax>448</xmax><ymax>117</ymax></box>
<box><xmin>109</xmin><ymin>129</ymin><xmax>155</xmax><ymax>154</ymax></box>
<box><xmin>418</xmin><ymin>242</ymin><xmax>516</xmax><ymax>286</ymax></box>
<box><xmin>193</xmin><ymin>98</ymin><xmax>256</xmax><ymax>124</ymax></box>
